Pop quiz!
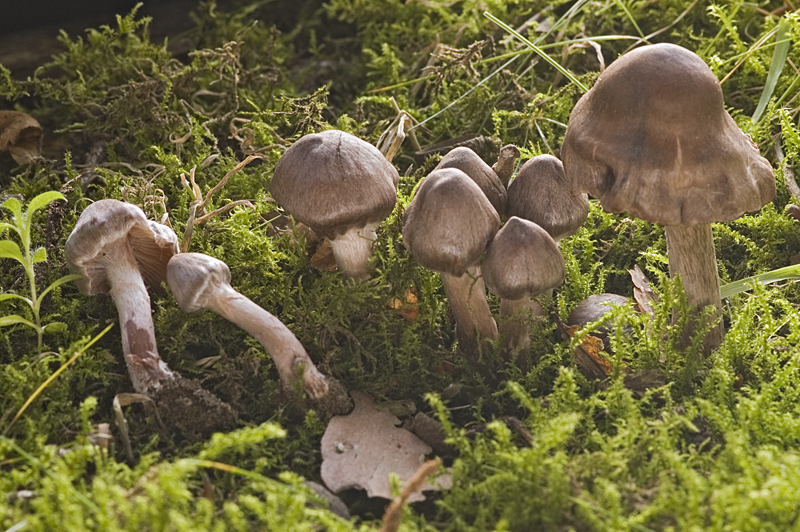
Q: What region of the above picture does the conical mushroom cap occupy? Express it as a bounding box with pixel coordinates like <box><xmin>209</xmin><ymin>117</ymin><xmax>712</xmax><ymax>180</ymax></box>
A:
<box><xmin>507</xmin><ymin>154</ymin><xmax>588</xmax><ymax>240</ymax></box>
<box><xmin>482</xmin><ymin>217</ymin><xmax>565</xmax><ymax>300</ymax></box>
<box><xmin>167</xmin><ymin>252</ymin><xmax>231</xmax><ymax>313</ymax></box>
<box><xmin>270</xmin><ymin>130</ymin><xmax>399</xmax><ymax>240</ymax></box>
<box><xmin>434</xmin><ymin>147</ymin><xmax>507</xmax><ymax>215</ymax></box>
<box><xmin>561</xmin><ymin>43</ymin><xmax>775</xmax><ymax>225</ymax></box>
<box><xmin>403</xmin><ymin>168</ymin><xmax>500</xmax><ymax>277</ymax></box>
<box><xmin>65</xmin><ymin>199</ymin><xmax>178</xmax><ymax>295</ymax></box>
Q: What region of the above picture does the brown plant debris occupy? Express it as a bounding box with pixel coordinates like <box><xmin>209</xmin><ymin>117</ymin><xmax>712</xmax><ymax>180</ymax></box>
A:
<box><xmin>0</xmin><ymin>111</ymin><xmax>41</xmax><ymax>164</ymax></box>
<box><xmin>320</xmin><ymin>391</ymin><xmax>451</xmax><ymax>502</ymax></box>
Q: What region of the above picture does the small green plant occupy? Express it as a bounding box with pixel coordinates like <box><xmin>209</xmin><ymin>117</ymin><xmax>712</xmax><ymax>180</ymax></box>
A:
<box><xmin>0</xmin><ymin>191</ymin><xmax>82</xmax><ymax>350</ymax></box>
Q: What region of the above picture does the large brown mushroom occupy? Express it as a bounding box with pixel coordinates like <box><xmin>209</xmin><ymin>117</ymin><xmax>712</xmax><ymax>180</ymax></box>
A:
<box><xmin>270</xmin><ymin>130</ymin><xmax>399</xmax><ymax>280</ymax></box>
<box><xmin>561</xmin><ymin>43</ymin><xmax>775</xmax><ymax>353</ymax></box>
<box><xmin>403</xmin><ymin>168</ymin><xmax>500</xmax><ymax>354</ymax></box>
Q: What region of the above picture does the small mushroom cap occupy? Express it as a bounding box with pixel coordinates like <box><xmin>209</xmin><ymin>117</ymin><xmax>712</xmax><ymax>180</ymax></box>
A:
<box><xmin>482</xmin><ymin>217</ymin><xmax>565</xmax><ymax>300</ymax></box>
<box><xmin>507</xmin><ymin>154</ymin><xmax>589</xmax><ymax>240</ymax></box>
<box><xmin>567</xmin><ymin>293</ymin><xmax>631</xmax><ymax>328</ymax></box>
<box><xmin>403</xmin><ymin>168</ymin><xmax>500</xmax><ymax>277</ymax></box>
<box><xmin>270</xmin><ymin>130</ymin><xmax>399</xmax><ymax>240</ymax></box>
<box><xmin>561</xmin><ymin>43</ymin><xmax>775</xmax><ymax>225</ymax></box>
<box><xmin>434</xmin><ymin>147</ymin><xmax>507</xmax><ymax>214</ymax></box>
<box><xmin>166</xmin><ymin>252</ymin><xmax>231</xmax><ymax>313</ymax></box>
<box><xmin>65</xmin><ymin>199</ymin><xmax>178</xmax><ymax>295</ymax></box>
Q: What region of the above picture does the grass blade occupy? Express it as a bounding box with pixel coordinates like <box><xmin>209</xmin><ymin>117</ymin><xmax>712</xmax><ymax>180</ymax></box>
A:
<box><xmin>752</xmin><ymin>17</ymin><xmax>792</xmax><ymax>123</ymax></box>
<box><xmin>484</xmin><ymin>12</ymin><xmax>589</xmax><ymax>93</ymax></box>
<box><xmin>720</xmin><ymin>264</ymin><xmax>800</xmax><ymax>299</ymax></box>
<box><xmin>3</xmin><ymin>323</ymin><xmax>114</xmax><ymax>434</ymax></box>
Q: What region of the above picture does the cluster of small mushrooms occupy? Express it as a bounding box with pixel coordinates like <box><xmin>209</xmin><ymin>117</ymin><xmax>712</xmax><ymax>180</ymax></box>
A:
<box><xmin>64</xmin><ymin>43</ymin><xmax>776</xmax><ymax>432</ymax></box>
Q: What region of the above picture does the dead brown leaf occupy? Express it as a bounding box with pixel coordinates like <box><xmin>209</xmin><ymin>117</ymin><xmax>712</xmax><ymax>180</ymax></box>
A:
<box><xmin>567</xmin><ymin>325</ymin><xmax>613</xmax><ymax>379</ymax></box>
<box><xmin>387</xmin><ymin>288</ymin><xmax>419</xmax><ymax>320</ymax></box>
<box><xmin>0</xmin><ymin>111</ymin><xmax>41</xmax><ymax>164</ymax></box>
<box><xmin>311</xmin><ymin>239</ymin><xmax>338</xmax><ymax>272</ymax></box>
<box><xmin>320</xmin><ymin>391</ymin><xmax>451</xmax><ymax>502</ymax></box>
<box><xmin>629</xmin><ymin>264</ymin><xmax>658</xmax><ymax>315</ymax></box>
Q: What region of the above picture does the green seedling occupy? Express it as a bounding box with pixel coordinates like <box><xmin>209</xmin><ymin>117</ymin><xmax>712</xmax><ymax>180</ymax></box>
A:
<box><xmin>0</xmin><ymin>191</ymin><xmax>82</xmax><ymax>350</ymax></box>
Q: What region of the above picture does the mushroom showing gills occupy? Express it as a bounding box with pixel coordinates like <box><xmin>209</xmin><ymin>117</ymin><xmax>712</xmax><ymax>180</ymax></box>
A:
<box><xmin>481</xmin><ymin>217</ymin><xmax>565</xmax><ymax>359</ymax></box>
<box><xmin>561</xmin><ymin>43</ymin><xmax>775</xmax><ymax>354</ymax></box>
<box><xmin>403</xmin><ymin>168</ymin><xmax>500</xmax><ymax>355</ymax></box>
<box><xmin>65</xmin><ymin>199</ymin><xmax>179</xmax><ymax>393</ymax></box>
<box><xmin>167</xmin><ymin>252</ymin><xmax>331</xmax><ymax>401</ymax></box>
<box><xmin>270</xmin><ymin>129</ymin><xmax>399</xmax><ymax>280</ymax></box>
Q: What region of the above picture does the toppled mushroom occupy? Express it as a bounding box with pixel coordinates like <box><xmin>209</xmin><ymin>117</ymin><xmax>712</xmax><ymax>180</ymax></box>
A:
<box><xmin>167</xmin><ymin>252</ymin><xmax>351</xmax><ymax>414</ymax></box>
<box><xmin>567</xmin><ymin>293</ymin><xmax>632</xmax><ymax>351</ymax></box>
<box><xmin>66</xmin><ymin>200</ymin><xmax>236</xmax><ymax>437</ymax></box>
<box><xmin>434</xmin><ymin>146</ymin><xmax>507</xmax><ymax>215</ymax></box>
<box><xmin>506</xmin><ymin>154</ymin><xmax>588</xmax><ymax>241</ymax></box>
<box><xmin>403</xmin><ymin>168</ymin><xmax>500</xmax><ymax>354</ymax></box>
<box><xmin>65</xmin><ymin>199</ymin><xmax>180</xmax><ymax>393</ymax></box>
<box><xmin>482</xmin><ymin>217</ymin><xmax>565</xmax><ymax>358</ymax></box>
<box><xmin>561</xmin><ymin>43</ymin><xmax>775</xmax><ymax>354</ymax></box>
<box><xmin>270</xmin><ymin>130</ymin><xmax>399</xmax><ymax>280</ymax></box>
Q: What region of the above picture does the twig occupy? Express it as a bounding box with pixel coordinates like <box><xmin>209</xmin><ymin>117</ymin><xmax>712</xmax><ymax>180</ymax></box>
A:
<box><xmin>379</xmin><ymin>458</ymin><xmax>442</xmax><ymax>532</ymax></box>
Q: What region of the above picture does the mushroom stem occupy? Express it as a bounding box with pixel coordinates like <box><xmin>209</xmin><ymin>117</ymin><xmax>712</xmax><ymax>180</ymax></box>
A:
<box><xmin>492</xmin><ymin>144</ymin><xmax>520</xmax><ymax>188</ymax></box>
<box><xmin>329</xmin><ymin>222</ymin><xmax>379</xmax><ymax>281</ymax></box>
<box><xmin>440</xmin><ymin>266</ymin><xmax>498</xmax><ymax>353</ymax></box>
<box><xmin>664</xmin><ymin>223</ymin><xmax>724</xmax><ymax>353</ymax></box>
<box><xmin>106</xmin><ymin>244</ymin><xmax>175</xmax><ymax>393</ymax></box>
<box><xmin>204</xmin><ymin>284</ymin><xmax>330</xmax><ymax>398</ymax></box>
<box><xmin>498</xmin><ymin>297</ymin><xmax>546</xmax><ymax>355</ymax></box>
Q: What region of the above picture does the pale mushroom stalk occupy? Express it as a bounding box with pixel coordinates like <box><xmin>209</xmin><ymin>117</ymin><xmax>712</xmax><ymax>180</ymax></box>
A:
<box><xmin>329</xmin><ymin>222</ymin><xmax>380</xmax><ymax>281</ymax></box>
<box><xmin>498</xmin><ymin>297</ymin><xmax>545</xmax><ymax>353</ymax></box>
<box><xmin>207</xmin><ymin>283</ymin><xmax>328</xmax><ymax>397</ymax></box>
<box><xmin>440</xmin><ymin>266</ymin><xmax>498</xmax><ymax>351</ymax></box>
<box><xmin>106</xmin><ymin>244</ymin><xmax>176</xmax><ymax>393</ymax></box>
<box><xmin>664</xmin><ymin>224</ymin><xmax>724</xmax><ymax>350</ymax></box>
<box><xmin>167</xmin><ymin>253</ymin><xmax>330</xmax><ymax>399</ymax></box>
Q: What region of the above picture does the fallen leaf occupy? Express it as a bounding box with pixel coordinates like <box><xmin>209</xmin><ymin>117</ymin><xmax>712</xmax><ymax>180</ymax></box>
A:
<box><xmin>310</xmin><ymin>239</ymin><xmax>338</xmax><ymax>272</ymax></box>
<box><xmin>387</xmin><ymin>287</ymin><xmax>419</xmax><ymax>320</ymax></box>
<box><xmin>0</xmin><ymin>111</ymin><xmax>41</xmax><ymax>164</ymax></box>
<box><xmin>566</xmin><ymin>325</ymin><xmax>613</xmax><ymax>379</ymax></box>
<box><xmin>320</xmin><ymin>391</ymin><xmax>451</xmax><ymax>502</ymax></box>
<box><xmin>629</xmin><ymin>264</ymin><xmax>658</xmax><ymax>316</ymax></box>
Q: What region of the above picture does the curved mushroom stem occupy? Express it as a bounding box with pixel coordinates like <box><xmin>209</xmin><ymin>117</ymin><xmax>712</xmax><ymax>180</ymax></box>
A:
<box><xmin>664</xmin><ymin>223</ymin><xmax>724</xmax><ymax>354</ymax></box>
<box><xmin>440</xmin><ymin>265</ymin><xmax>498</xmax><ymax>354</ymax></box>
<box><xmin>329</xmin><ymin>222</ymin><xmax>380</xmax><ymax>281</ymax></box>
<box><xmin>106</xmin><ymin>243</ymin><xmax>175</xmax><ymax>393</ymax></box>
<box><xmin>204</xmin><ymin>284</ymin><xmax>330</xmax><ymax>399</ymax></box>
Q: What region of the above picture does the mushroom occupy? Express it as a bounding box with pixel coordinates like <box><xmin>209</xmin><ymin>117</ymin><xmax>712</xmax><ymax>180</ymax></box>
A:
<box><xmin>403</xmin><ymin>168</ymin><xmax>500</xmax><ymax>354</ymax></box>
<box><xmin>65</xmin><ymin>199</ymin><xmax>179</xmax><ymax>393</ymax></box>
<box><xmin>492</xmin><ymin>144</ymin><xmax>521</xmax><ymax>188</ymax></box>
<box><xmin>481</xmin><ymin>217</ymin><xmax>565</xmax><ymax>358</ymax></box>
<box><xmin>561</xmin><ymin>43</ymin><xmax>775</xmax><ymax>353</ymax></box>
<box><xmin>567</xmin><ymin>293</ymin><xmax>632</xmax><ymax>351</ymax></box>
<box><xmin>167</xmin><ymin>252</ymin><xmax>350</xmax><ymax>412</ymax></box>
<box><xmin>434</xmin><ymin>146</ymin><xmax>507</xmax><ymax>215</ymax></box>
<box><xmin>506</xmin><ymin>154</ymin><xmax>589</xmax><ymax>241</ymax></box>
<box><xmin>270</xmin><ymin>129</ymin><xmax>399</xmax><ymax>280</ymax></box>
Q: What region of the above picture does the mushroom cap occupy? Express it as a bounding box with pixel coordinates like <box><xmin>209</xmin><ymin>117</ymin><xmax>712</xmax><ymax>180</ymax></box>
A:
<box><xmin>561</xmin><ymin>43</ymin><xmax>775</xmax><ymax>226</ymax></box>
<box><xmin>506</xmin><ymin>154</ymin><xmax>589</xmax><ymax>240</ymax></box>
<box><xmin>434</xmin><ymin>146</ymin><xmax>507</xmax><ymax>215</ymax></box>
<box><xmin>403</xmin><ymin>168</ymin><xmax>500</xmax><ymax>277</ymax></box>
<box><xmin>567</xmin><ymin>293</ymin><xmax>631</xmax><ymax>328</ymax></box>
<box><xmin>482</xmin><ymin>217</ymin><xmax>565</xmax><ymax>300</ymax></box>
<box><xmin>166</xmin><ymin>252</ymin><xmax>231</xmax><ymax>313</ymax></box>
<box><xmin>65</xmin><ymin>199</ymin><xmax>178</xmax><ymax>295</ymax></box>
<box><xmin>270</xmin><ymin>130</ymin><xmax>400</xmax><ymax>240</ymax></box>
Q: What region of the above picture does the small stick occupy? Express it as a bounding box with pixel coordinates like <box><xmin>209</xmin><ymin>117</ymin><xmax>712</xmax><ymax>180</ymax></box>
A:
<box><xmin>379</xmin><ymin>458</ymin><xmax>442</xmax><ymax>532</ymax></box>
